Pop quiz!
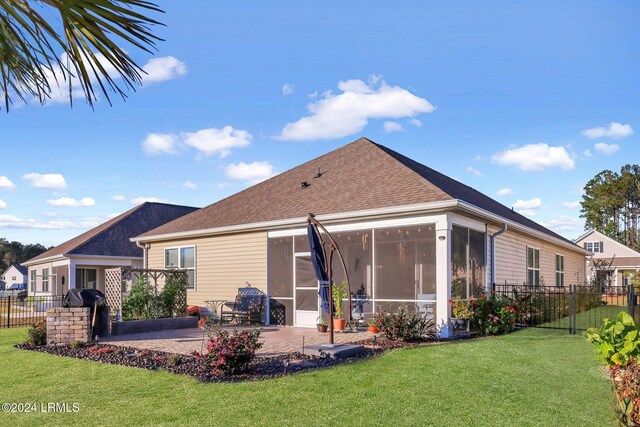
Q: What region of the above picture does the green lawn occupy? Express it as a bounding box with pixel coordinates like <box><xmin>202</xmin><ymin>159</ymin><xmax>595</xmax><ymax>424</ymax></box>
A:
<box><xmin>0</xmin><ymin>327</ymin><xmax>614</xmax><ymax>426</ymax></box>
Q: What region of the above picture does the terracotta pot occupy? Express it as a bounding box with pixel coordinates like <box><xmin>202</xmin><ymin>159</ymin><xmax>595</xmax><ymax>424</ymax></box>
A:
<box><xmin>333</xmin><ymin>318</ymin><xmax>346</xmax><ymax>331</ymax></box>
<box><xmin>317</xmin><ymin>324</ymin><xmax>328</xmax><ymax>333</ymax></box>
<box><xmin>368</xmin><ymin>325</ymin><xmax>378</xmax><ymax>333</ymax></box>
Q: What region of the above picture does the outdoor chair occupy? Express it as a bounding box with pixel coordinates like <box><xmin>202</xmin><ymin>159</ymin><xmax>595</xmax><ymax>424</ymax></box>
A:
<box><xmin>221</xmin><ymin>288</ymin><xmax>265</xmax><ymax>325</ymax></box>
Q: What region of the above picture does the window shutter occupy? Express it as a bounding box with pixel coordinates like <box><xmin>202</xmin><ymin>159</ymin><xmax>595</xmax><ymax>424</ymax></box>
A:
<box><xmin>600</xmin><ymin>241</ymin><xmax>604</xmax><ymax>253</ymax></box>
<box><xmin>583</xmin><ymin>242</ymin><xmax>587</xmax><ymax>249</ymax></box>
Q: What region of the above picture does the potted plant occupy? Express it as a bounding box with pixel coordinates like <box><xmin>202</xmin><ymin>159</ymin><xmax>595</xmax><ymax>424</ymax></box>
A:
<box><xmin>332</xmin><ymin>281</ymin><xmax>348</xmax><ymax>331</ymax></box>
<box><xmin>368</xmin><ymin>318</ymin><xmax>378</xmax><ymax>334</ymax></box>
<box><xmin>316</xmin><ymin>316</ymin><xmax>328</xmax><ymax>333</ymax></box>
<box><xmin>449</xmin><ymin>296</ymin><xmax>472</xmax><ymax>331</ymax></box>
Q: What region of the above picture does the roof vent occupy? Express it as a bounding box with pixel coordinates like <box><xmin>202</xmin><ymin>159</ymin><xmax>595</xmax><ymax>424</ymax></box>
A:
<box><xmin>314</xmin><ymin>167</ymin><xmax>322</xmax><ymax>179</ymax></box>
<box><xmin>301</xmin><ymin>181</ymin><xmax>310</xmax><ymax>189</ymax></box>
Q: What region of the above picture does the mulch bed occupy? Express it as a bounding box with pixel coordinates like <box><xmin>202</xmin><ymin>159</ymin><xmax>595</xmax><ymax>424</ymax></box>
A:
<box><xmin>15</xmin><ymin>337</ymin><xmax>439</xmax><ymax>383</ymax></box>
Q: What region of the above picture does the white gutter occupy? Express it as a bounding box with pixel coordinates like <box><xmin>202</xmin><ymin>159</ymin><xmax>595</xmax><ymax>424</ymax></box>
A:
<box><xmin>130</xmin><ymin>200</ymin><xmax>459</xmax><ymax>243</ymax></box>
<box><xmin>135</xmin><ymin>241</ymin><xmax>149</xmax><ymax>269</ymax></box>
<box><xmin>490</xmin><ymin>223</ymin><xmax>508</xmax><ymax>286</ymax></box>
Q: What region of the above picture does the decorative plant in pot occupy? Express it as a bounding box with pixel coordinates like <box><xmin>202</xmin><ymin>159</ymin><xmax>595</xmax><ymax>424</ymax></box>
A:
<box><xmin>368</xmin><ymin>318</ymin><xmax>378</xmax><ymax>334</ymax></box>
<box><xmin>449</xmin><ymin>296</ymin><xmax>472</xmax><ymax>331</ymax></box>
<box><xmin>332</xmin><ymin>281</ymin><xmax>348</xmax><ymax>331</ymax></box>
<box><xmin>316</xmin><ymin>316</ymin><xmax>328</xmax><ymax>333</ymax></box>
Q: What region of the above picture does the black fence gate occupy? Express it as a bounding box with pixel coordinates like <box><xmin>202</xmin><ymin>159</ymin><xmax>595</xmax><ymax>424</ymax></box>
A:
<box><xmin>0</xmin><ymin>295</ymin><xmax>64</xmax><ymax>328</ymax></box>
<box><xmin>493</xmin><ymin>283</ymin><xmax>638</xmax><ymax>334</ymax></box>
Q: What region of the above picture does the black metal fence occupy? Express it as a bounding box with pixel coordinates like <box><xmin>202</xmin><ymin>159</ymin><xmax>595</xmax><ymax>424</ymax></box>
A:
<box><xmin>492</xmin><ymin>283</ymin><xmax>637</xmax><ymax>334</ymax></box>
<box><xmin>0</xmin><ymin>295</ymin><xmax>65</xmax><ymax>329</ymax></box>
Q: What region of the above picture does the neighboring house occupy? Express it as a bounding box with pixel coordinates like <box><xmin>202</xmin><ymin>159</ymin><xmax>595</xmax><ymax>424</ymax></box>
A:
<box><xmin>23</xmin><ymin>202</ymin><xmax>198</xmax><ymax>296</ymax></box>
<box><xmin>131</xmin><ymin>137</ymin><xmax>589</xmax><ymax>337</ymax></box>
<box><xmin>1</xmin><ymin>264</ymin><xmax>27</xmax><ymax>287</ymax></box>
<box><xmin>575</xmin><ymin>229</ymin><xmax>640</xmax><ymax>287</ymax></box>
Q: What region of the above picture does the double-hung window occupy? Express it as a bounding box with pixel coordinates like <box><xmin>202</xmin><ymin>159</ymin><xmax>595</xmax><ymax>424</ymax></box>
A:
<box><xmin>555</xmin><ymin>254</ymin><xmax>564</xmax><ymax>287</ymax></box>
<box><xmin>42</xmin><ymin>268</ymin><xmax>49</xmax><ymax>292</ymax></box>
<box><xmin>527</xmin><ymin>247</ymin><xmax>540</xmax><ymax>287</ymax></box>
<box><xmin>30</xmin><ymin>270</ymin><xmax>36</xmax><ymax>293</ymax></box>
<box><xmin>165</xmin><ymin>246</ymin><xmax>196</xmax><ymax>290</ymax></box>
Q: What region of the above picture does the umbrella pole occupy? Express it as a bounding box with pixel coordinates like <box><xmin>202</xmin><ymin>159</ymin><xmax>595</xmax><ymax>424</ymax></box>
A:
<box><xmin>328</xmin><ymin>281</ymin><xmax>334</xmax><ymax>344</ymax></box>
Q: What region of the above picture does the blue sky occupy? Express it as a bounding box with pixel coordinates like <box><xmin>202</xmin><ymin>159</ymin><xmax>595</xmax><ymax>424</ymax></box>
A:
<box><xmin>1</xmin><ymin>1</ymin><xmax>638</xmax><ymax>246</ymax></box>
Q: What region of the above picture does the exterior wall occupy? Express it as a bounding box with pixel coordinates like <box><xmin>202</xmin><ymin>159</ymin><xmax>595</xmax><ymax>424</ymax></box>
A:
<box><xmin>146</xmin><ymin>231</ymin><xmax>268</xmax><ymax>308</ymax></box>
<box><xmin>27</xmin><ymin>260</ymin><xmax>68</xmax><ymax>295</ymax></box>
<box><xmin>1</xmin><ymin>265</ymin><xmax>27</xmax><ymax>286</ymax></box>
<box><xmin>576</xmin><ymin>230</ymin><xmax>640</xmax><ymax>260</ymax></box>
<box><xmin>489</xmin><ymin>224</ymin><xmax>586</xmax><ymax>286</ymax></box>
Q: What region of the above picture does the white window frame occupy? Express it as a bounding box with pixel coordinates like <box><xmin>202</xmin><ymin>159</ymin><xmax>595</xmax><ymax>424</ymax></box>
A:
<box><xmin>42</xmin><ymin>268</ymin><xmax>49</xmax><ymax>293</ymax></box>
<box><xmin>526</xmin><ymin>246</ymin><xmax>540</xmax><ymax>287</ymax></box>
<box><xmin>586</xmin><ymin>241</ymin><xmax>601</xmax><ymax>253</ymax></box>
<box><xmin>555</xmin><ymin>253</ymin><xmax>565</xmax><ymax>287</ymax></box>
<box><xmin>164</xmin><ymin>245</ymin><xmax>196</xmax><ymax>291</ymax></box>
<box><xmin>30</xmin><ymin>270</ymin><xmax>36</xmax><ymax>293</ymax></box>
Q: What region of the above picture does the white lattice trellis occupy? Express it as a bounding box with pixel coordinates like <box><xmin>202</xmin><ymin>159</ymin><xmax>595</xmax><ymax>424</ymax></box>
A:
<box><xmin>105</xmin><ymin>267</ymin><xmax>123</xmax><ymax>314</ymax></box>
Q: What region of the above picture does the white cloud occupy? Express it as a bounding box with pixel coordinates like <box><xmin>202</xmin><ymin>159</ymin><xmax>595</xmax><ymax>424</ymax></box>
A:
<box><xmin>563</xmin><ymin>200</ymin><xmax>581</xmax><ymax>209</ymax></box>
<box><xmin>383</xmin><ymin>121</ymin><xmax>404</xmax><ymax>133</ymax></box>
<box><xmin>583</xmin><ymin>149</ymin><xmax>592</xmax><ymax>158</ymax></box>
<box><xmin>22</xmin><ymin>173</ymin><xmax>67</xmax><ymax>189</ymax></box>
<box><xmin>112</xmin><ymin>195</ymin><xmax>125</xmax><ymax>202</ymax></box>
<box><xmin>409</xmin><ymin>118</ymin><xmax>422</xmax><ymax>127</ymax></box>
<box><xmin>130</xmin><ymin>196</ymin><xmax>172</xmax><ymax>206</ymax></box>
<box><xmin>541</xmin><ymin>216</ymin><xmax>584</xmax><ymax>235</ymax></box>
<box><xmin>142</xmin><ymin>133</ymin><xmax>179</xmax><ymax>156</ymax></box>
<box><xmin>496</xmin><ymin>188</ymin><xmax>513</xmax><ymax>196</ymax></box>
<box><xmin>282</xmin><ymin>83</ymin><xmax>295</xmax><ymax>95</ymax></box>
<box><xmin>512</xmin><ymin>198</ymin><xmax>542</xmax><ymax>216</ymax></box>
<box><xmin>46</xmin><ymin>197</ymin><xmax>95</xmax><ymax>207</ymax></box>
<box><xmin>492</xmin><ymin>143</ymin><xmax>575</xmax><ymax>172</ymax></box>
<box><xmin>307</xmin><ymin>91</ymin><xmax>318</xmax><ymax>98</ymax></box>
<box><xmin>182</xmin><ymin>126</ymin><xmax>252</xmax><ymax>158</ymax></box>
<box><xmin>582</xmin><ymin>122</ymin><xmax>633</xmax><ymax>139</ymax></box>
<box><xmin>277</xmin><ymin>76</ymin><xmax>435</xmax><ymax>140</ymax></box>
<box><xmin>0</xmin><ymin>214</ymin><xmax>102</xmax><ymax>230</ymax></box>
<box><xmin>594</xmin><ymin>142</ymin><xmax>620</xmax><ymax>155</ymax></box>
<box><xmin>183</xmin><ymin>180</ymin><xmax>197</xmax><ymax>190</ymax></box>
<box><xmin>0</xmin><ymin>199</ymin><xmax>6</xmax><ymax>209</ymax></box>
<box><xmin>465</xmin><ymin>166</ymin><xmax>484</xmax><ymax>177</ymax></box>
<box><xmin>0</xmin><ymin>176</ymin><xmax>15</xmax><ymax>190</ymax></box>
<box><xmin>225</xmin><ymin>161</ymin><xmax>275</xmax><ymax>184</ymax></box>
<box><xmin>141</xmin><ymin>56</ymin><xmax>187</xmax><ymax>85</ymax></box>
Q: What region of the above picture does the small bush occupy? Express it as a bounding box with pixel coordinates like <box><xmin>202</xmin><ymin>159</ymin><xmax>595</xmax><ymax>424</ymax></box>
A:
<box><xmin>195</xmin><ymin>327</ymin><xmax>263</xmax><ymax>375</ymax></box>
<box><xmin>71</xmin><ymin>340</ymin><xmax>86</xmax><ymax>349</ymax></box>
<box><xmin>122</xmin><ymin>276</ymin><xmax>154</xmax><ymax>320</ymax></box>
<box><xmin>610</xmin><ymin>359</ymin><xmax>640</xmax><ymax>426</ymax></box>
<box><xmin>372</xmin><ymin>308</ymin><xmax>435</xmax><ymax>341</ymax></box>
<box><xmin>167</xmin><ymin>354</ymin><xmax>182</xmax><ymax>366</ymax></box>
<box><xmin>586</xmin><ymin>311</ymin><xmax>640</xmax><ymax>367</ymax></box>
<box><xmin>27</xmin><ymin>320</ymin><xmax>47</xmax><ymax>346</ymax></box>
<box><xmin>469</xmin><ymin>293</ymin><xmax>518</xmax><ymax>336</ymax></box>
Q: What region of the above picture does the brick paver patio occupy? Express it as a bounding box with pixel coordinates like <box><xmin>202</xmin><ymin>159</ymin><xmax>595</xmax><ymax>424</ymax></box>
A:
<box><xmin>103</xmin><ymin>326</ymin><xmax>373</xmax><ymax>356</ymax></box>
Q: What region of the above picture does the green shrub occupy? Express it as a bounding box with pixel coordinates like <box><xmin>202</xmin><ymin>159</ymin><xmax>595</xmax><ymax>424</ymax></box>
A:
<box><xmin>195</xmin><ymin>327</ymin><xmax>263</xmax><ymax>375</ymax></box>
<box><xmin>71</xmin><ymin>340</ymin><xmax>86</xmax><ymax>349</ymax></box>
<box><xmin>122</xmin><ymin>276</ymin><xmax>154</xmax><ymax>320</ymax></box>
<box><xmin>159</xmin><ymin>272</ymin><xmax>187</xmax><ymax>318</ymax></box>
<box><xmin>122</xmin><ymin>273</ymin><xmax>187</xmax><ymax>320</ymax></box>
<box><xmin>586</xmin><ymin>311</ymin><xmax>640</xmax><ymax>366</ymax></box>
<box><xmin>372</xmin><ymin>308</ymin><xmax>435</xmax><ymax>341</ymax></box>
<box><xmin>167</xmin><ymin>354</ymin><xmax>182</xmax><ymax>367</ymax></box>
<box><xmin>332</xmin><ymin>281</ymin><xmax>348</xmax><ymax>318</ymax></box>
<box><xmin>27</xmin><ymin>320</ymin><xmax>47</xmax><ymax>346</ymax></box>
<box><xmin>610</xmin><ymin>359</ymin><xmax>640</xmax><ymax>426</ymax></box>
<box><xmin>469</xmin><ymin>293</ymin><xmax>519</xmax><ymax>336</ymax></box>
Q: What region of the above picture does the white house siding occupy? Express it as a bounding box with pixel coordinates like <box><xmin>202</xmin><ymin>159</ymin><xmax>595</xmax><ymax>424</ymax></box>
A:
<box><xmin>488</xmin><ymin>224</ymin><xmax>586</xmax><ymax>286</ymax></box>
<box><xmin>2</xmin><ymin>265</ymin><xmax>27</xmax><ymax>287</ymax></box>
<box><xmin>146</xmin><ymin>231</ymin><xmax>268</xmax><ymax>308</ymax></box>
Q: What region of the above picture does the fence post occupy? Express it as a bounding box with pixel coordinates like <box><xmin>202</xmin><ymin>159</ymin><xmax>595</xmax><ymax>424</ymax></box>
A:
<box><xmin>6</xmin><ymin>296</ymin><xmax>10</xmax><ymax>329</ymax></box>
<box><xmin>628</xmin><ymin>284</ymin><xmax>636</xmax><ymax>321</ymax></box>
<box><xmin>569</xmin><ymin>284</ymin><xmax>575</xmax><ymax>335</ymax></box>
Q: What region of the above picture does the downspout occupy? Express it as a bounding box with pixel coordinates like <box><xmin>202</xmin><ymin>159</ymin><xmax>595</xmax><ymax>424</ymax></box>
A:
<box><xmin>490</xmin><ymin>223</ymin><xmax>508</xmax><ymax>287</ymax></box>
<box><xmin>135</xmin><ymin>241</ymin><xmax>149</xmax><ymax>269</ymax></box>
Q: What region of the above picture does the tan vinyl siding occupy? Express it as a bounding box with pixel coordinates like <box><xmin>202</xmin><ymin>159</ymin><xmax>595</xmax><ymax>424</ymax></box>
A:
<box><xmin>146</xmin><ymin>231</ymin><xmax>268</xmax><ymax>308</ymax></box>
<box><xmin>488</xmin><ymin>224</ymin><xmax>586</xmax><ymax>286</ymax></box>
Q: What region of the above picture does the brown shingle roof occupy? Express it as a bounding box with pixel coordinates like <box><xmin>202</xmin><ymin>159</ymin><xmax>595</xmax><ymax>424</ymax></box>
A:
<box><xmin>136</xmin><ymin>137</ymin><xmax>574</xmax><ymax>246</ymax></box>
<box><xmin>28</xmin><ymin>202</ymin><xmax>198</xmax><ymax>263</ymax></box>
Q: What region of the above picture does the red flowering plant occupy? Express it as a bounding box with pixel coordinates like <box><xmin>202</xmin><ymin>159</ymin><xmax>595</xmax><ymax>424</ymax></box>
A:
<box><xmin>449</xmin><ymin>296</ymin><xmax>472</xmax><ymax>319</ymax></box>
<box><xmin>27</xmin><ymin>319</ymin><xmax>47</xmax><ymax>346</ymax></box>
<box><xmin>468</xmin><ymin>293</ymin><xmax>519</xmax><ymax>336</ymax></box>
<box><xmin>372</xmin><ymin>308</ymin><xmax>435</xmax><ymax>342</ymax></box>
<box><xmin>194</xmin><ymin>327</ymin><xmax>263</xmax><ymax>375</ymax></box>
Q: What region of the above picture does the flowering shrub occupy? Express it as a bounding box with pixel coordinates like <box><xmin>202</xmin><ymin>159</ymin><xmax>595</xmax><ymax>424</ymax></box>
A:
<box><xmin>27</xmin><ymin>320</ymin><xmax>47</xmax><ymax>346</ymax></box>
<box><xmin>195</xmin><ymin>328</ymin><xmax>263</xmax><ymax>375</ymax></box>
<box><xmin>372</xmin><ymin>308</ymin><xmax>435</xmax><ymax>342</ymax></box>
<box><xmin>450</xmin><ymin>293</ymin><xmax>519</xmax><ymax>336</ymax></box>
<box><xmin>610</xmin><ymin>358</ymin><xmax>640</xmax><ymax>426</ymax></box>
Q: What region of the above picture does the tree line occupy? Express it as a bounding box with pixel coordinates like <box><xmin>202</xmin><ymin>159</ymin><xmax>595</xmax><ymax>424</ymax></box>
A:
<box><xmin>0</xmin><ymin>238</ymin><xmax>51</xmax><ymax>275</ymax></box>
<box><xmin>581</xmin><ymin>164</ymin><xmax>640</xmax><ymax>250</ymax></box>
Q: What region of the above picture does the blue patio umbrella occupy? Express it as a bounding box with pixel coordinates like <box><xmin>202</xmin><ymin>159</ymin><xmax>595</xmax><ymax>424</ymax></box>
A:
<box><xmin>307</xmin><ymin>221</ymin><xmax>332</xmax><ymax>314</ymax></box>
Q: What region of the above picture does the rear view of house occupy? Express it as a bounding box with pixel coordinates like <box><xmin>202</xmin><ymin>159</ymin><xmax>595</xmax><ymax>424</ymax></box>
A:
<box><xmin>576</xmin><ymin>229</ymin><xmax>640</xmax><ymax>287</ymax></box>
<box><xmin>131</xmin><ymin>138</ymin><xmax>589</xmax><ymax>337</ymax></box>
<box><xmin>1</xmin><ymin>264</ymin><xmax>27</xmax><ymax>288</ymax></box>
<box><xmin>23</xmin><ymin>202</ymin><xmax>198</xmax><ymax>296</ymax></box>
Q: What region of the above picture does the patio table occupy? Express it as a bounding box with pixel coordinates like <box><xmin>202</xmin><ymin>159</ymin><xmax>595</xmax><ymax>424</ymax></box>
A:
<box><xmin>205</xmin><ymin>300</ymin><xmax>227</xmax><ymax>324</ymax></box>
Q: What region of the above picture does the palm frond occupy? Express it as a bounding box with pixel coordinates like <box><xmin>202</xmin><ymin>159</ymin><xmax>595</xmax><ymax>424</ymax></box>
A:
<box><xmin>0</xmin><ymin>0</ymin><xmax>163</xmax><ymax>110</ymax></box>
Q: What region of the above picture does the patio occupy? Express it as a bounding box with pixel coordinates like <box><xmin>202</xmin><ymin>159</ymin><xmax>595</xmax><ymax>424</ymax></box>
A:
<box><xmin>103</xmin><ymin>326</ymin><xmax>372</xmax><ymax>357</ymax></box>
